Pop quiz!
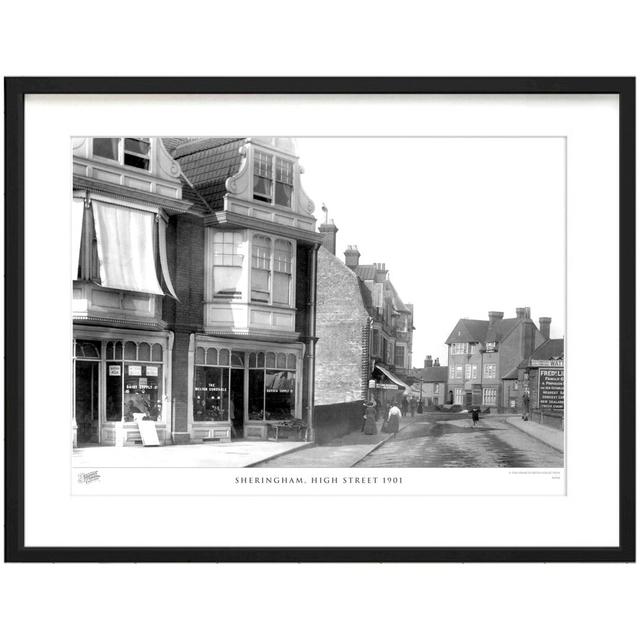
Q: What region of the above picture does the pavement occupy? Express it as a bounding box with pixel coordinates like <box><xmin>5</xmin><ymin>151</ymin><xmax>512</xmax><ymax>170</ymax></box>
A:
<box><xmin>255</xmin><ymin>414</ymin><xmax>422</xmax><ymax>467</ymax></box>
<box><xmin>72</xmin><ymin>439</ymin><xmax>312</xmax><ymax>468</ymax></box>
<box><xmin>503</xmin><ymin>415</ymin><xmax>564</xmax><ymax>453</ymax></box>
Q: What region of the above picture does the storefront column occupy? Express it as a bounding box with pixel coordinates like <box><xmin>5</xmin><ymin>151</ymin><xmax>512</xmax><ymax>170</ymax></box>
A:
<box><xmin>171</xmin><ymin>331</ymin><xmax>193</xmax><ymax>444</ymax></box>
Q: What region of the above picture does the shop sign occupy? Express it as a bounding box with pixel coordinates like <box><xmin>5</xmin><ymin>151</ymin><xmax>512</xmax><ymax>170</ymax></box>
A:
<box><xmin>108</xmin><ymin>365</ymin><xmax>121</xmax><ymax>376</ymax></box>
<box><xmin>128</xmin><ymin>365</ymin><xmax>142</xmax><ymax>376</ymax></box>
<box><xmin>531</xmin><ymin>359</ymin><xmax>564</xmax><ymax>367</ymax></box>
<box><xmin>368</xmin><ymin>379</ymin><xmax>376</xmax><ymax>389</ymax></box>
<box><xmin>538</xmin><ymin>368</ymin><xmax>564</xmax><ymax>412</ymax></box>
<box><xmin>376</xmin><ymin>383</ymin><xmax>399</xmax><ymax>390</ymax></box>
<box><xmin>146</xmin><ymin>365</ymin><xmax>158</xmax><ymax>377</ymax></box>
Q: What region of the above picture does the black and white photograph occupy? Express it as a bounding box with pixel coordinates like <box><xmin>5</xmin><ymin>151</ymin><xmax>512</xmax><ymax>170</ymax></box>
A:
<box><xmin>71</xmin><ymin>135</ymin><xmax>565</xmax><ymax>473</ymax></box>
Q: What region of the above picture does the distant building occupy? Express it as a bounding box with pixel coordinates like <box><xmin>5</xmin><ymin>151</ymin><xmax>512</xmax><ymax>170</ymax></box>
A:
<box><xmin>445</xmin><ymin>308</ymin><xmax>550</xmax><ymax>411</ymax></box>
<box><xmin>315</xmin><ymin>219</ymin><xmax>414</xmax><ymax>407</ymax></box>
<box><xmin>413</xmin><ymin>355</ymin><xmax>448</xmax><ymax>407</ymax></box>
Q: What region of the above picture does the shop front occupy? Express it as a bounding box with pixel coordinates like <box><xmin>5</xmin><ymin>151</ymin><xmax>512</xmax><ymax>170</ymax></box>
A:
<box><xmin>73</xmin><ymin>327</ymin><xmax>172</xmax><ymax>446</ymax></box>
<box><xmin>189</xmin><ymin>336</ymin><xmax>304</xmax><ymax>442</ymax></box>
<box><xmin>370</xmin><ymin>363</ymin><xmax>411</xmax><ymax>411</ymax></box>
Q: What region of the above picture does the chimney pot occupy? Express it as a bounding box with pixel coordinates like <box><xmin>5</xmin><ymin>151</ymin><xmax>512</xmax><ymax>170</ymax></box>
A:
<box><xmin>424</xmin><ymin>355</ymin><xmax>433</xmax><ymax>368</ymax></box>
<box><xmin>344</xmin><ymin>245</ymin><xmax>360</xmax><ymax>268</ymax></box>
<box><xmin>539</xmin><ymin>316</ymin><xmax>552</xmax><ymax>340</ymax></box>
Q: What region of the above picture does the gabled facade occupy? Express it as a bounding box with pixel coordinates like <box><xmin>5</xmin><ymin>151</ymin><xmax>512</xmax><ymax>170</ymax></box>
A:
<box><xmin>72</xmin><ymin>136</ymin><xmax>321</xmax><ymax>446</ymax></box>
<box><xmin>445</xmin><ymin>308</ymin><xmax>548</xmax><ymax>411</ymax></box>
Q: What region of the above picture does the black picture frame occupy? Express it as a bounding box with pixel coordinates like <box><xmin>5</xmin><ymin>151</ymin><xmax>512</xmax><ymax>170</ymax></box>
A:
<box><xmin>4</xmin><ymin>76</ymin><xmax>635</xmax><ymax>563</ymax></box>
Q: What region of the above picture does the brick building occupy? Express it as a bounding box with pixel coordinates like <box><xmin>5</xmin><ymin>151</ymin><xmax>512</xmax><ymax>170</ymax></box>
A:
<box><xmin>445</xmin><ymin>308</ymin><xmax>549</xmax><ymax>411</ymax></box>
<box><xmin>315</xmin><ymin>218</ymin><xmax>414</xmax><ymax>407</ymax></box>
<box><xmin>412</xmin><ymin>356</ymin><xmax>448</xmax><ymax>407</ymax></box>
<box><xmin>72</xmin><ymin>136</ymin><xmax>321</xmax><ymax>446</ymax></box>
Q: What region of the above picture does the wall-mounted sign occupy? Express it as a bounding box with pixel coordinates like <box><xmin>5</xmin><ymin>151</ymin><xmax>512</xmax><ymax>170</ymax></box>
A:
<box><xmin>368</xmin><ymin>379</ymin><xmax>376</xmax><ymax>389</ymax></box>
<box><xmin>531</xmin><ymin>359</ymin><xmax>564</xmax><ymax>367</ymax></box>
<box><xmin>128</xmin><ymin>365</ymin><xmax>142</xmax><ymax>376</ymax></box>
<box><xmin>146</xmin><ymin>365</ymin><xmax>158</xmax><ymax>377</ymax></box>
<box><xmin>376</xmin><ymin>383</ymin><xmax>399</xmax><ymax>390</ymax></box>
<box><xmin>538</xmin><ymin>368</ymin><xmax>564</xmax><ymax>412</ymax></box>
<box><xmin>108</xmin><ymin>365</ymin><xmax>121</xmax><ymax>376</ymax></box>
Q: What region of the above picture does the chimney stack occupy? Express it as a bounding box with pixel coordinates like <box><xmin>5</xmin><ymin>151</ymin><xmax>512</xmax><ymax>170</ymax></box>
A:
<box><xmin>424</xmin><ymin>355</ymin><xmax>433</xmax><ymax>368</ymax></box>
<box><xmin>516</xmin><ymin>307</ymin><xmax>527</xmax><ymax>319</ymax></box>
<box><xmin>434</xmin><ymin>357</ymin><xmax>440</xmax><ymax>366</ymax></box>
<box><xmin>318</xmin><ymin>208</ymin><xmax>338</xmax><ymax>255</ymax></box>
<box><xmin>539</xmin><ymin>317</ymin><xmax>551</xmax><ymax>340</ymax></box>
<box><xmin>488</xmin><ymin>310</ymin><xmax>504</xmax><ymax>326</ymax></box>
<box><xmin>344</xmin><ymin>245</ymin><xmax>361</xmax><ymax>268</ymax></box>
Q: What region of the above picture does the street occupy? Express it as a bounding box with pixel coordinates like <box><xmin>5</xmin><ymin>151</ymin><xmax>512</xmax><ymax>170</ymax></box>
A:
<box><xmin>354</xmin><ymin>416</ymin><xmax>563</xmax><ymax>468</ymax></box>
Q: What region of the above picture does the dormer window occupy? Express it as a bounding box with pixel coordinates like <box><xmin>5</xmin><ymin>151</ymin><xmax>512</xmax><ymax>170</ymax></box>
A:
<box><xmin>253</xmin><ymin>150</ymin><xmax>294</xmax><ymax>208</ymax></box>
<box><xmin>92</xmin><ymin>137</ymin><xmax>151</xmax><ymax>171</ymax></box>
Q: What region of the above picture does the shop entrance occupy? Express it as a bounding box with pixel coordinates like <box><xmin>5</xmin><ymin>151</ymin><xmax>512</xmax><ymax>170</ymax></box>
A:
<box><xmin>75</xmin><ymin>360</ymin><xmax>100</xmax><ymax>445</ymax></box>
<box><xmin>230</xmin><ymin>368</ymin><xmax>244</xmax><ymax>438</ymax></box>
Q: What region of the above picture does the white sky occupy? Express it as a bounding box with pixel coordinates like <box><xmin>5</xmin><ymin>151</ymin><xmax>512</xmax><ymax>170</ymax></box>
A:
<box><xmin>295</xmin><ymin>137</ymin><xmax>566</xmax><ymax>366</ymax></box>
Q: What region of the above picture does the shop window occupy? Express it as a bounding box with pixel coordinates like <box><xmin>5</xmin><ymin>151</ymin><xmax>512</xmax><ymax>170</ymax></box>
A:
<box><xmin>193</xmin><ymin>366</ymin><xmax>230</xmax><ymax>422</ymax></box>
<box><xmin>103</xmin><ymin>340</ymin><xmax>165</xmax><ymax>422</ymax></box>
<box><xmin>253</xmin><ymin>150</ymin><xmax>294</xmax><ymax>208</ymax></box>
<box><xmin>212</xmin><ymin>231</ymin><xmax>244</xmax><ymax>299</ymax></box>
<box><xmin>248</xmin><ymin>350</ymin><xmax>297</xmax><ymax>421</ymax></box>
<box><xmin>92</xmin><ymin>137</ymin><xmax>151</xmax><ymax>171</ymax></box>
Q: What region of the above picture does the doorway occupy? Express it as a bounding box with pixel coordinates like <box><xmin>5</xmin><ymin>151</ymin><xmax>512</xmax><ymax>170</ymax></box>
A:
<box><xmin>230</xmin><ymin>368</ymin><xmax>244</xmax><ymax>438</ymax></box>
<box><xmin>75</xmin><ymin>360</ymin><xmax>99</xmax><ymax>445</ymax></box>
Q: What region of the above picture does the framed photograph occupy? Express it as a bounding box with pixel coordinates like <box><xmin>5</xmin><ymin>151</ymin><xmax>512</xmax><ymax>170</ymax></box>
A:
<box><xmin>4</xmin><ymin>77</ymin><xmax>635</xmax><ymax>562</ymax></box>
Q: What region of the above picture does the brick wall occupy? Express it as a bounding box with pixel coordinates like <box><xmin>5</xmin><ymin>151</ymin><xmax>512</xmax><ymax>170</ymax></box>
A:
<box><xmin>315</xmin><ymin>247</ymin><xmax>370</xmax><ymax>405</ymax></box>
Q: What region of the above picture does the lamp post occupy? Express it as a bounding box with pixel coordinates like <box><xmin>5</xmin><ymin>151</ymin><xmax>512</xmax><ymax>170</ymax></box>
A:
<box><xmin>418</xmin><ymin>377</ymin><xmax>424</xmax><ymax>413</ymax></box>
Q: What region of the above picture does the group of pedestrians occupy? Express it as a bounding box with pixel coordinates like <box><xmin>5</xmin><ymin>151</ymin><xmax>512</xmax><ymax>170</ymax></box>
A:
<box><xmin>362</xmin><ymin>398</ymin><xmax>403</xmax><ymax>436</ymax></box>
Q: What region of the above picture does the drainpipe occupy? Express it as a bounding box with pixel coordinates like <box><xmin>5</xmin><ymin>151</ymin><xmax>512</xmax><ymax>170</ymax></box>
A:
<box><xmin>306</xmin><ymin>243</ymin><xmax>319</xmax><ymax>442</ymax></box>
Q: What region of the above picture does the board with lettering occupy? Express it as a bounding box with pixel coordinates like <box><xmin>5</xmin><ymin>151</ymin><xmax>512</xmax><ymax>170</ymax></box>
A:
<box><xmin>538</xmin><ymin>368</ymin><xmax>564</xmax><ymax>412</ymax></box>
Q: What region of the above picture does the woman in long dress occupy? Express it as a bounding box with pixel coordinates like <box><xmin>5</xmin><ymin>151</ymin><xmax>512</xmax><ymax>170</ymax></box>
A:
<box><xmin>363</xmin><ymin>402</ymin><xmax>378</xmax><ymax>435</ymax></box>
<box><xmin>383</xmin><ymin>403</ymin><xmax>401</xmax><ymax>434</ymax></box>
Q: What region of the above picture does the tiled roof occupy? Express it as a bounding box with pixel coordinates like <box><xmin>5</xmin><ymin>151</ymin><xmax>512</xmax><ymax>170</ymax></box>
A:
<box><xmin>353</xmin><ymin>264</ymin><xmax>377</xmax><ymax>280</ymax></box>
<box><xmin>529</xmin><ymin>338</ymin><xmax>564</xmax><ymax>361</ymax></box>
<box><xmin>167</xmin><ymin>137</ymin><xmax>246</xmax><ymax>212</ymax></box>
<box><xmin>446</xmin><ymin>316</ymin><xmax>523</xmax><ymax>344</ymax></box>
<box><xmin>415</xmin><ymin>366</ymin><xmax>449</xmax><ymax>383</ymax></box>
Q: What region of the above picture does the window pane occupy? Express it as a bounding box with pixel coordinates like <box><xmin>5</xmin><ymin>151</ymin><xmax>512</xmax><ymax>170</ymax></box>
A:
<box><xmin>248</xmin><ymin>369</ymin><xmax>265</xmax><ymax>420</ymax></box>
<box><xmin>124</xmin><ymin>341</ymin><xmax>137</xmax><ymax>360</ymax></box>
<box><xmin>124</xmin><ymin>153</ymin><xmax>150</xmax><ymax>170</ymax></box>
<box><xmin>124</xmin><ymin>138</ymin><xmax>150</xmax><ymax>155</ymax></box>
<box><xmin>195</xmin><ymin>347</ymin><xmax>205</xmax><ymax>365</ymax></box>
<box><xmin>231</xmin><ymin>351</ymin><xmax>244</xmax><ymax>367</ymax></box>
<box><xmin>257</xmin><ymin>352</ymin><xmax>265</xmax><ymax>368</ymax></box>
<box><xmin>76</xmin><ymin>340</ymin><xmax>101</xmax><ymax>359</ymax></box>
<box><xmin>275</xmin><ymin>158</ymin><xmax>293</xmax><ymax>184</ymax></box>
<box><xmin>151</xmin><ymin>344</ymin><xmax>162</xmax><ymax>362</ymax></box>
<box><xmin>286</xmin><ymin>354</ymin><xmax>296</xmax><ymax>371</ymax></box>
<box><xmin>219</xmin><ymin>349</ymin><xmax>229</xmax><ymax>366</ymax></box>
<box><xmin>272</xmin><ymin>271</ymin><xmax>290</xmax><ymax>305</ymax></box>
<box><xmin>248</xmin><ymin>352</ymin><xmax>256</xmax><ymax>368</ymax></box>
<box><xmin>206</xmin><ymin>348</ymin><xmax>218</xmax><ymax>365</ymax></box>
<box><xmin>115</xmin><ymin>341</ymin><xmax>123</xmax><ymax>360</ymax></box>
<box><xmin>123</xmin><ymin>363</ymin><xmax>162</xmax><ymax>421</ymax></box>
<box><xmin>93</xmin><ymin>138</ymin><xmax>119</xmax><ymax>160</ymax></box>
<box><xmin>265</xmin><ymin>352</ymin><xmax>275</xmax><ymax>368</ymax></box>
<box><xmin>274</xmin><ymin>182</ymin><xmax>292</xmax><ymax>207</ymax></box>
<box><xmin>138</xmin><ymin>342</ymin><xmax>151</xmax><ymax>362</ymax></box>
<box><xmin>276</xmin><ymin>353</ymin><xmax>286</xmax><ymax>369</ymax></box>
<box><xmin>274</xmin><ymin>240</ymin><xmax>292</xmax><ymax>273</ymax></box>
<box><xmin>105</xmin><ymin>341</ymin><xmax>114</xmax><ymax>360</ymax></box>
<box><xmin>193</xmin><ymin>366</ymin><xmax>229</xmax><ymax>422</ymax></box>
<box><xmin>265</xmin><ymin>370</ymin><xmax>295</xmax><ymax>419</ymax></box>
<box><xmin>214</xmin><ymin>265</ymin><xmax>243</xmax><ymax>297</ymax></box>
<box><xmin>106</xmin><ymin>362</ymin><xmax>122</xmax><ymax>420</ymax></box>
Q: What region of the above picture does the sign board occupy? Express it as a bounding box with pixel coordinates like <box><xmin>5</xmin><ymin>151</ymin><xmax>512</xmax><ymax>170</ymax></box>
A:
<box><xmin>376</xmin><ymin>383</ymin><xmax>399</xmax><ymax>390</ymax></box>
<box><xmin>538</xmin><ymin>368</ymin><xmax>564</xmax><ymax>412</ymax></box>
<box><xmin>108</xmin><ymin>365</ymin><xmax>121</xmax><ymax>376</ymax></box>
<box><xmin>531</xmin><ymin>359</ymin><xmax>564</xmax><ymax>367</ymax></box>
<box><xmin>128</xmin><ymin>365</ymin><xmax>142</xmax><ymax>376</ymax></box>
<box><xmin>146</xmin><ymin>365</ymin><xmax>159</xmax><ymax>377</ymax></box>
<box><xmin>134</xmin><ymin>415</ymin><xmax>160</xmax><ymax>446</ymax></box>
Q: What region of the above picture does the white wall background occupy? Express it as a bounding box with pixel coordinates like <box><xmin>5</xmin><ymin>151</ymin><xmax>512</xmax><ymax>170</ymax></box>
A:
<box><xmin>1</xmin><ymin>2</ymin><xmax>638</xmax><ymax>640</ymax></box>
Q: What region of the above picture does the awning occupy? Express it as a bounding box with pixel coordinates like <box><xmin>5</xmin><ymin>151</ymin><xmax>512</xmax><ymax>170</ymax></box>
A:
<box><xmin>158</xmin><ymin>216</ymin><xmax>179</xmax><ymax>300</ymax></box>
<box><xmin>374</xmin><ymin>364</ymin><xmax>411</xmax><ymax>389</ymax></box>
<box><xmin>72</xmin><ymin>198</ymin><xmax>85</xmax><ymax>273</ymax></box>
<box><xmin>92</xmin><ymin>201</ymin><xmax>164</xmax><ymax>295</ymax></box>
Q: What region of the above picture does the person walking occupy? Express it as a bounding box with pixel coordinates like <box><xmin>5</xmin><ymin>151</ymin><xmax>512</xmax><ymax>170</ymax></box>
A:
<box><xmin>470</xmin><ymin>407</ymin><xmax>480</xmax><ymax>428</ymax></box>
<box><xmin>401</xmin><ymin>396</ymin><xmax>409</xmax><ymax>416</ymax></box>
<box><xmin>383</xmin><ymin>403</ymin><xmax>402</xmax><ymax>435</ymax></box>
<box><xmin>363</xmin><ymin>401</ymin><xmax>378</xmax><ymax>435</ymax></box>
<box><xmin>409</xmin><ymin>396</ymin><xmax>417</xmax><ymax>417</ymax></box>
